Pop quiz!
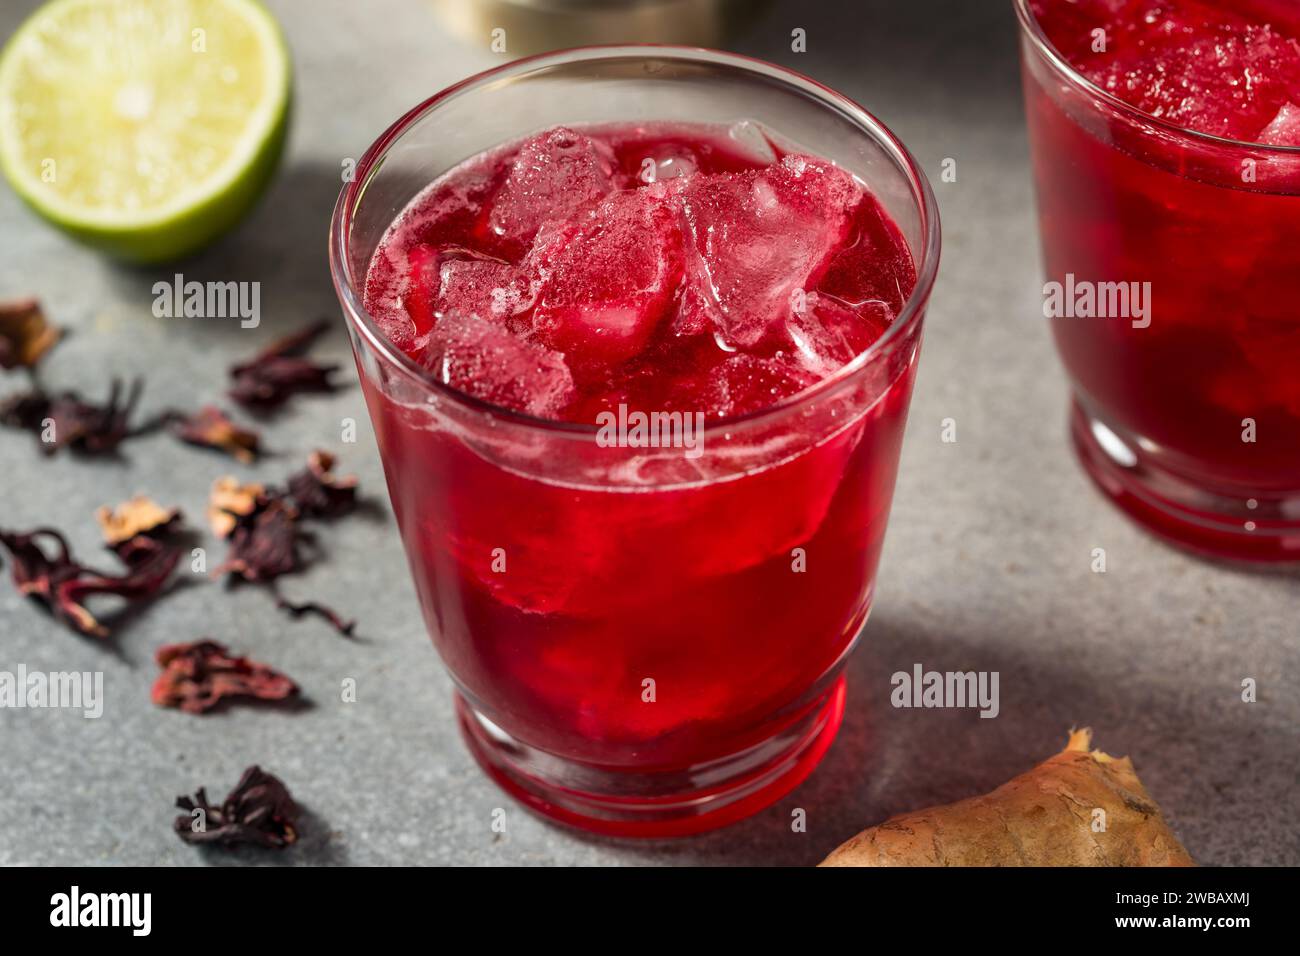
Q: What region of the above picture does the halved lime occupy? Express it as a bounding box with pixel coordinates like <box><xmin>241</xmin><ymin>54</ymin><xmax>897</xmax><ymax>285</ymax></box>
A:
<box><xmin>0</xmin><ymin>0</ymin><xmax>291</xmax><ymax>263</ymax></box>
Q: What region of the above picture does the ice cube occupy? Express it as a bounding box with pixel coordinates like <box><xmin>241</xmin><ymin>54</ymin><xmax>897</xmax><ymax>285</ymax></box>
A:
<box><xmin>418</xmin><ymin>312</ymin><xmax>574</xmax><ymax>419</ymax></box>
<box><xmin>818</xmin><ymin>194</ymin><xmax>917</xmax><ymax>313</ymax></box>
<box><xmin>435</xmin><ymin>253</ymin><xmax>535</xmax><ymax>323</ymax></box>
<box><xmin>785</xmin><ymin>293</ymin><xmax>894</xmax><ymax>378</ymax></box>
<box><xmin>698</xmin><ymin>353</ymin><xmax>818</xmax><ymax>419</ymax></box>
<box><xmin>1258</xmin><ymin>101</ymin><xmax>1300</xmax><ymax>145</ymax></box>
<box><xmin>486</xmin><ymin>127</ymin><xmax>617</xmax><ymax>258</ymax></box>
<box><xmin>399</xmin><ymin>243</ymin><xmax>442</xmax><ymax>341</ymax></box>
<box><xmin>726</xmin><ymin>119</ymin><xmax>778</xmax><ymax>164</ymax></box>
<box><xmin>1071</xmin><ymin>3</ymin><xmax>1300</xmax><ymax>141</ymax></box>
<box><xmin>635</xmin><ymin>150</ymin><xmax>698</xmax><ymax>185</ymax></box>
<box><xmin>674</xmin><ymin>155</ymin><xmax>862</xmax><ymax>348</ymax></box>
<box><xmin>526</xmin><ymin>188</ymin><xmax>684</xmax><ymax>364</ymax></box>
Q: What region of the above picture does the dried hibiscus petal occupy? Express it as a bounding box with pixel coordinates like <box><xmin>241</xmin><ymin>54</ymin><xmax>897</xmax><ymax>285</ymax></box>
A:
<box><xmin>208</xmin><ymin>454</ymin><xmax>362</xmax><ymax>634</ymax></box>
<box><xmin>171</xmin><ymin>406</ymin><xmax>262</xmax><ymax>462</ymax></box>
<box><xmin>0</xmin><ymin>378</ymin><xmax>142</xmax><ymax>455</ymax></box>
<box><xmin>287</xmin><ymin>450</ymin><xmax>357</xmax><ymax>518</ymax></box>
<box><xmin>95</xmin><ymin>496</ymin><xmax>185</xmax><ymax>569</ymax></box>
<box><xmin>0</xmin><ymin>298</ymin><xmax>62</xmax><ymax>370</ymax></box>
<box><xmin>0</xmin><ymin>528</ymin><xmax>83</xmax><ymax>620</ymax></box>
<box><xmin>207</xmin><ymin>477</ymin><xmax>266</xmax><ymax>539</ymax></box>
<box><xmin>57</xmin><ymin>544</ymin><xmax>180</xmax><ymax>635</ymax></box>
<box><xmin>174</xmin><ymin>766</ymin><xmax>300</xmax><ymax>849</ymax></box>
<box><xmin>0</xmin><ymin>526</ymin><xmax>180</xmax><ymax>638</ymax></box>
<box><xmin>229</xmin><ymin>321</ymin><xmax>339</xmax><ymax>409</ymax></box>
<box><xmin>153</xmin><ymin>640</ymin><xmax>299</xmax><ymax>714</ymax></box>
<box><xmin>96</xmin><ymin>496</ymin><xmax>181</xmax><ymax>546</ymax></box>
<box><xmin>0</xmin><ymin>390</ymin><xmax>52</xmax><ymax>430</ymax></box>
<box><xmin>108</xmin><ymin>533</ymin><xmax>173</xmax><ymax>570</ymax></box>
<box><xmin>214</xmin><ymin>498</ymin><xmax>301</xmax><ymax>582</ymax></box>
<box><xmin>275</xmin><ymin>594</ymin><xmax>356</xmax><ymax>636</ymax></box>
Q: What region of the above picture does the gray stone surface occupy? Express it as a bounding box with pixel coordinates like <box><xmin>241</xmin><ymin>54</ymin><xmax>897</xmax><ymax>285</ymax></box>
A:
<box><xmin>0</xmin><ymin>0</ymin><xmax>1295</xmax><ymax>867</ymax></box>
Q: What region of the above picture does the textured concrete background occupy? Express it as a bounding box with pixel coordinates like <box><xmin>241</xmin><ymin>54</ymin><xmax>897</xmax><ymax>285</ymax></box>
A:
<box><xmin>0</xmin><ymin>0</ymin><xmax>1295</xmax><ymax>866</ymax></box>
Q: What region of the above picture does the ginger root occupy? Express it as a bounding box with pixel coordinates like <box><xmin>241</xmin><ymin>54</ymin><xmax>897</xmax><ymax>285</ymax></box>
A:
<box><xmin>820</xmin><ymin>729</ymin><xmax>1194</xmax><ymax>867</ymax></box>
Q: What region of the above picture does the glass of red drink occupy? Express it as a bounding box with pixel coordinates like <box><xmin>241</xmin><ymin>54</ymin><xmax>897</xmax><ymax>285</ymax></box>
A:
<box><xmin>1017</xmin><ymin>0</ymin><xmax>1300</xmax><ymax>561</ymax></box>
<box><xmin>329</xmin><ymin>47</ymin><xmax>939</xmax><ymax>836</ymax></box>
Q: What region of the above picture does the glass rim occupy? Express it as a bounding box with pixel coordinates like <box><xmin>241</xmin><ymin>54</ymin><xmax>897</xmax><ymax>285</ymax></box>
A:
<box><xmin>329</xmin><ymin>43</ymin><xmax>942</xmax><ymax>437</ymax></box>
<box><xmin>1013</xmin><ymin>0</ymin><xmax>1300</xmax><ymax>156</ymax></box>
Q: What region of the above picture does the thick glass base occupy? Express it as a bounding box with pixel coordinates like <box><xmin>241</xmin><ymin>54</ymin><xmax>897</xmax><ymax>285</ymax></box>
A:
<box><xmin>1070</xmin><ymin>400</ymin><xmax>1300</xmax><ymax>564</ymax></box>
<box><xmin>455</xmin><ymin>677</ymin><xmax>847</xmax><ymax>838</ymax></box>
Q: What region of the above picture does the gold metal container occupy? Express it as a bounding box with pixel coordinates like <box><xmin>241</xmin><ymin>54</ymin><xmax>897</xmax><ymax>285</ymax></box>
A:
<box><xmin>430</xmin><ymin>0</ymin><xmax>763</xmax><ymax>56</ymax></box>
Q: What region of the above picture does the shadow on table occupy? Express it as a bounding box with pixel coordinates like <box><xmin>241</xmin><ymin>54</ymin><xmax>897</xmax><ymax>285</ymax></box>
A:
<box><xmin>102</xmin><ymin>160</ymin><xmax>351</xmax><ymax>346</ymax></box>
<box><xmin>191</xmin><ymin>804</ymin><xmax>349</xmax><ymax>866</ymax></box>
<box><xmin>559</xmin><ymin>606</ymin><xmax>1288</xmax><ymax>867</ymax></box>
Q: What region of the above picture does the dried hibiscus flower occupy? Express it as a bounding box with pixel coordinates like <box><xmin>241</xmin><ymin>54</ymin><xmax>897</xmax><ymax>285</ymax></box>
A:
<box><xmin>228</xmin><ymin>320</ymin><xmax>339</xmax><ymax>409</ymax></box>
<box><xmin>153</xmin><ymin>640</ymin><xmax>299</xmax><ymax>714</ymax></box>
<box><xmin>0</xmin><ymin>298</ymin><xmax>62</xmax><ymax>370</ymax></box>
<box><xmin>174</xmin><ymin>766</ymin><xmax>300</xmax><ymax>849</ymax></box>
<box><xmin>287</xmin><ymin>450</ymin><xmax>358</xmax><ymax>518</ymax></box>
<box><xmin>215</xmin><ymin>497</ymin><xmax>301</xmax><ymax>582</ymax></box>
<box><xmin>0</xmin><ymin>378</ymin><xmax>143</xmax><ymax>455</ymax></box>
<box><xmin>170</xmin><ymin>405</ymin><xmax>262</xmax><ymax>462</ymax></box>
<box><xmin>0</xmin><ymin>525</ymin><xmax>180</xmax><ymax>637</ymax></box>
<box><xmin>207</xmin><ymin>455</ymin><xmax>360</xmax><ymax>635</ymax></box>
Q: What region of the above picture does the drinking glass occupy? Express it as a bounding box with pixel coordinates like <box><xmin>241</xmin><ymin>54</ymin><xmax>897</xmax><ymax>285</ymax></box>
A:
<box><xmin>330</xmin><ymin>46</ymin><xmax>940</xmax><ymax>835</ymax></box>
<box><xmin>1017</xmin><ymin>0</ymin><xmax>1300</xmax><ymax>561</ymax></box>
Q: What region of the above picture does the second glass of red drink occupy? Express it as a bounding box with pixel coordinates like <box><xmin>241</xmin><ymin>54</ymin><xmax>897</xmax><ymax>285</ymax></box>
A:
<box><xmin>330</xmin><ymin>47</ymin><xmax>939</xmax><ymax>835</ymax></box>
<box><xmin>1019</xmin><ymin>0</ymin><xmax>1300</xmax><ymax>561</ymax></box>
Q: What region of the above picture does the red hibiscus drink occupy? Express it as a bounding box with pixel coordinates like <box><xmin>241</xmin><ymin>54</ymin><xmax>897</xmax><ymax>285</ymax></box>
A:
<box><xmin>330</xmin><ymin>48</ymin><xmax>938</xmax><ymax>835</ymax></box>
<box><xmin>1018</xmin><ymin>0</ymin><xmax>1300</xmax><ymax>560</ymax></box>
